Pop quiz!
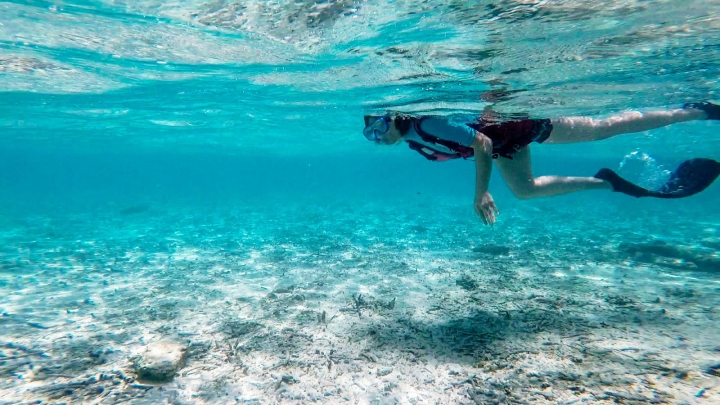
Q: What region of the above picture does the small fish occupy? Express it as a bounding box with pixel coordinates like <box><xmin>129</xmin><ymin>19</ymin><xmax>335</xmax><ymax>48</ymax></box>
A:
<box><xmin>119</xmin><ymin>205</ymin><xmax>150</xmax><ymax>215</ymax></box>
<box><xmin>472</xmin><ymin>244</ymin><xmax>511</xmax><ymax>256</ymax></box>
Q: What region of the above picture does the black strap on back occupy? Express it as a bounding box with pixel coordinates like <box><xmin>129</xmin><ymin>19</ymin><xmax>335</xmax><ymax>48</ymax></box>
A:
<box><xmin>406</xmin><ymin>140</ymin><xmax>462</xmax><ymax>161</ymax></box>
<box><xmin>407</xmin><ymin>117</ymin><xmax>474</xmax><ymax>161</ymax></box>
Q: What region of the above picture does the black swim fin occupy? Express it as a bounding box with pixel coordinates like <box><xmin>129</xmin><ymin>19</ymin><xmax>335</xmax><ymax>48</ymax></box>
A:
<box><xmin>594</xmin><ymin>158</ymin><xmax>720</xmax><ymax>199</ymax></box>
<box><xmin>684</xmin><ymin>101</ymin><xmax>720</xmax><ymax>120</ymax></box>
<box><xmin>594</xmin><ymin>168</ymin><xmax>652</xmax><ymax>198</ymax></box>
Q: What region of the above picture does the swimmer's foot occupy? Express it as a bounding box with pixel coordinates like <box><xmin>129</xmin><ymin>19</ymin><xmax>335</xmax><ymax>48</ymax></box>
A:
<box><xmin>683</xmin><ymin>101</ymin><xmax>720</xmax><ymax>120</ymax></box>
<box><xmin>594</xmin><ymin>169</ymin><xmax>651</xmax><ymax>198</ymax></box>
<box><xmin>595</xmin><ymin>158</ymin><xmax>720</xmax><ymax>199</ymax></box>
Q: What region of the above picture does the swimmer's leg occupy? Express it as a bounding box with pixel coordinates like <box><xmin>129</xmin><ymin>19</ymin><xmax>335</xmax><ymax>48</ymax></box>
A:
<box><xmin>545</xmin><ymin>105</ymin><xmax>711</xmax><ymax>144</ymax></box>
<box><xmin>496</xmin><ymin>146</ymin><xmax>611</xmax><ymax>199</ymax></box>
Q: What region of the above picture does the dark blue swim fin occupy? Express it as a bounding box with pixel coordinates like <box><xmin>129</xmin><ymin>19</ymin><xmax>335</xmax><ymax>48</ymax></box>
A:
<box><xmin>684</xmin><ymin>101</ymin><xmax>720</xmax><ymax>120</ymax></box>
<box><xmin>594</xmin><ymin>158</ymin><xmax>720</xmax><ymax>199</ymax></box>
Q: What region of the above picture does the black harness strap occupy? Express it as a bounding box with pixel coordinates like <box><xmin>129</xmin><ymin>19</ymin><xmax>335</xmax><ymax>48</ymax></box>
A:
<box><xmin>406</xmin><ymin>140</ymin><xmax>460</xmax><ymax>161</ymax></box>
<box><xmin>407</xmin><ymin>118</ymin><xmax>475</xmax><ymax>161</ymax></box>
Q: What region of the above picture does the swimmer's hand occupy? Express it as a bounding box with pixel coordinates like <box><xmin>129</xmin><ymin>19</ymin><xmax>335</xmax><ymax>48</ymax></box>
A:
<box><xmin>474</xmin><ymin>191</ymin><xmax>499</xmax><ymax>226</ymax></box>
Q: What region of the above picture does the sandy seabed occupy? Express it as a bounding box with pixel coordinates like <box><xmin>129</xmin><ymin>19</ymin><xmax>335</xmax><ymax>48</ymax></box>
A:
<box><xmin>1</xmin><ymin>200</ymin><xmax>719</xmax><ymax>405</ymax></box>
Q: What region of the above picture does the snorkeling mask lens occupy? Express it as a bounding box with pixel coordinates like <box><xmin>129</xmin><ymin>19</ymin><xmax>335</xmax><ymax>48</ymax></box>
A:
<box><xmin>363</xmin><ymin>116</ymin><xmax>390</xmax><ymax>142</ymax></box>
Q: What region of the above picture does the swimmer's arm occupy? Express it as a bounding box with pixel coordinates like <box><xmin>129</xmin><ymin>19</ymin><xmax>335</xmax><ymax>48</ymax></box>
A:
<box><xmin>471</xmin><ymin>131</ymin><xmax>493</xmax><ymax>195</ymax></box>
<box><xmin>471</xmin><ymin>131</ymin><xmax>498</xmax><ymax>225</ymax></box>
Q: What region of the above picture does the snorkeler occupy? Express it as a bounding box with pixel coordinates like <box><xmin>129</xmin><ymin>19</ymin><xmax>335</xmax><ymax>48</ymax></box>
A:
<box><xmin>363</xmin><ymin>102</ymin><xmax>720</xmax><ymax>226</ymax></box>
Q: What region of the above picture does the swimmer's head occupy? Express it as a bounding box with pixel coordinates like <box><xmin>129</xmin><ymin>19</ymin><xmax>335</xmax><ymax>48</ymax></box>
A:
<box><xmin>363</xmin><ymin>113</ymin><xmax>414</xmax><ymax>145</ymax></box>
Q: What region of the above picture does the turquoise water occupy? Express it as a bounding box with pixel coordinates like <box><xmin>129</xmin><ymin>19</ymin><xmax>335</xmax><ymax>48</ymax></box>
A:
<box><xmin>2</xmin><ymin>1</ymin><xmax>720</xmax><ymax>404</ymax></box>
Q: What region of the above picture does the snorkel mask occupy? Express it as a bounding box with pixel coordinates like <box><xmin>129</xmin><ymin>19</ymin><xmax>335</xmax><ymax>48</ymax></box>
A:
<box><xmin>363</xmin><ymin>115</ymin><xmax>391</xmax><ymax>142</ymax></box>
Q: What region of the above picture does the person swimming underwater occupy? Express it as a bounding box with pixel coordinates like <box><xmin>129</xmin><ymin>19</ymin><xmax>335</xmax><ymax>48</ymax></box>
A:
<box><xmin>363</xmin><ymin>102</ymin><xmax>720</xmax><ymax>226</ymax></box>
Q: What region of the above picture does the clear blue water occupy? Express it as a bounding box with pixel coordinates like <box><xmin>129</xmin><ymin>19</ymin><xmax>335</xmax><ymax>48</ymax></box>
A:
<box><xmin>2</xmin><ymin>1</ymin><xmax>720</xmax><ymax>404</ymax></box>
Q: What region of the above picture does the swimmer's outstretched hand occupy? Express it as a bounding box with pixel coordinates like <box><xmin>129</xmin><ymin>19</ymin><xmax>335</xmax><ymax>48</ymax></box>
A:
<box><xmin>475</xmin><ymin>191</ymin><xmax>499</xmax><ymax>226</ymax></box>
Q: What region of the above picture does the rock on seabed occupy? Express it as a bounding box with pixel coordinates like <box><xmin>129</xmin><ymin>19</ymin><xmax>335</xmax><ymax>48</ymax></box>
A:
<box><xmin>134</xmin><ymin>341</ymin><xmax>187</xmax><ymax>383</ymax></box>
